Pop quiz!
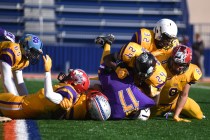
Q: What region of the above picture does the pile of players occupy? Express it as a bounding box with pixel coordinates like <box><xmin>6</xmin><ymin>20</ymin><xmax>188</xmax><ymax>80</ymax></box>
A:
<box><xmin>0</xmin><ymin>18</ymin><xmax>204</xmax><ymax>123</ymax></box>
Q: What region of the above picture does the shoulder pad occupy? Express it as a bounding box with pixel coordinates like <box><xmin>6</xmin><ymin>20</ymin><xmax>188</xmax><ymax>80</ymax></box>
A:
<box><xmin>192</xmin><ymin>66</ymin><xmax>202</xmax><ymax>81</ymax></box>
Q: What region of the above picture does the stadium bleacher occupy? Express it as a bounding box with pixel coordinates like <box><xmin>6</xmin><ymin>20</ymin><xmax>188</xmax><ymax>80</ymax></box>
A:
<box><xmin>0</xmin><ymin>0</ymin><xmax>189</xmax><ymax>45</ymax></box>
<box><xmin>1</xmin><ymin>0</ymin><xmax>209</xmax><ymax>76</ymax></box>
<box><xmin>55</xmin><ymin>0</ymin><xmax>187</xmax><ymax>45</ymax></box>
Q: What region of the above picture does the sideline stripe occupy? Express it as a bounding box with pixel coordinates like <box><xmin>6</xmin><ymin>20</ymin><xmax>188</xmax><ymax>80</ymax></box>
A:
<box><xmin>3</xmin><ymin>120</ymin><xmax>41</xmax><ymax>140</ymax></box>
<box><xmin>3</xmin><ymin>120</ymin><xmax>16</xmax><ymax>140</ymax></box>
<box><xmin>26</xmin><ymin>120</ymin><xmax>41</xmax><ymax>140</ymax></box>
<box><xmin>15</xmin><ymin>120</ymin><xmax>28</xmax><ymax>140</ymax></box>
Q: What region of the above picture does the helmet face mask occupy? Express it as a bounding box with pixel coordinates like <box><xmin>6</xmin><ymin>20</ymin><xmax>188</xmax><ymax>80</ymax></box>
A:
<box><xmin>24</xmin><ymin>47</ymin><xmax>43</xmax><ymax>65</ymax></box>
<box><xmin>168</xmin><ymin>45</ymin><xmax>192</xmax><ymax>75</ymax></box>
<box><xmin>169</xmin><ymin>58</ymin><xmax>189</xmax><ymax>75</ymax></box>
<box><xmin>57</xmin><ymin>69</ymin><xmax>90</xmax><ymax>94</ymax></box>
<box><xmin>134</xmin><ymin>52</ymin><xmax>156</xmax><ymax>79</ymax></box>
<box><xmin>154</xmin><ymin>33</ymin><xmax>174</xmax><ymax>49</ymax></box>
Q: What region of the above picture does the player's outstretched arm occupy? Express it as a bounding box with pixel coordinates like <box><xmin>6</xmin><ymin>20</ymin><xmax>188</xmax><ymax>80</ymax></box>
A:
<box><xmin>173</xmin><ymin>84</ymin><xmax>191</xmax><ymax>122</ymax></box>
<box><xmin>13</xmin><ymin>70</ymin><xmax>28</xmax><ymax>95</ymax></box>
<box><xmin>43</xmin><ymin>55</ymin><xmax>63</xmax><ymax>104</ymax></box>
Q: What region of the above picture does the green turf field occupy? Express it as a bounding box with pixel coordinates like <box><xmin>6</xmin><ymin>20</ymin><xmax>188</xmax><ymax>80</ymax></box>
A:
<box><xmin>1</xmin><ymin>80</ymin><xmax>210</xmax><ymax>140</ymax></box>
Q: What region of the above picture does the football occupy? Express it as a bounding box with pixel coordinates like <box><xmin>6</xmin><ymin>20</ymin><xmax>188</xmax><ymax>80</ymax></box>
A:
<box><xmin>138</xmin><ymin>108</ymin><xmax>151</xmax><ymax>121</ymax></box>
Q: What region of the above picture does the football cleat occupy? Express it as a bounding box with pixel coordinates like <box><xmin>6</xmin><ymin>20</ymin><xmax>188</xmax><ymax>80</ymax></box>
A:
<box><xmin>0</xmin><ymin>116</ymin><xmax>12</xmax><ymax>122</ymax></box>
<box><xmin>95</xmin><ymin>34</ymin><xmax>115</xmax><ymax>47</ymax></box>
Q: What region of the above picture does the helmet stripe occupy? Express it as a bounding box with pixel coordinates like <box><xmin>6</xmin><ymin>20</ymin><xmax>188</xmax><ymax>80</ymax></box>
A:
<box><xmin>94</xmin><ymin>97</ymin><xmax>107</xmax><ymax>121</ymax></box>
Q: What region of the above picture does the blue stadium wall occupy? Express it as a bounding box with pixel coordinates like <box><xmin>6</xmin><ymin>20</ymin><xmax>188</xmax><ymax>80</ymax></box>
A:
<box><xmin>24</xmin><ymin>45</ymin><xmax>210</xmax><ymax>77</ymax></box>
<box><xmin>24</xmin><ymin>45</ymin><xmax>119</xmax><ymax>74</ymax></box>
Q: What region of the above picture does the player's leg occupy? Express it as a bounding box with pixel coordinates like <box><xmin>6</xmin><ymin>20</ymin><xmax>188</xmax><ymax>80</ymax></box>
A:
<box><xmin>100</xmin><ymin>43</ymin><xmax>111</xmax><ymax>64</ymax></box>
<box><xmin>150</xmin><ymin>104</ymin><xmax>172</xmax><ymax>117</ymax></box>
<box><xmin>90</xmin><ymin>34</ymin><xmax>115</xmax><ymax>81</ymax></box>
<box><xmin>181</xmin><ymin>97</ymin><xmax>203</xmax><ymax>120</ymax></box>
<box><xmin>0</xmin><ymin>93</ymin><xmax>24</xmax><ymax>119</ymax></box>
<box><xmin>95</xmin><ymin>34</ymin><xmax>115</xmax><ymax>64</ymax></box>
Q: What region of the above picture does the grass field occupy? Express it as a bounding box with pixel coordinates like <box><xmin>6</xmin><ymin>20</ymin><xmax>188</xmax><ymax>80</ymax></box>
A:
<box><xmin>0</xmin><ymin>79</ymin><xmax>210</xmax><ymax>140</ymax></box>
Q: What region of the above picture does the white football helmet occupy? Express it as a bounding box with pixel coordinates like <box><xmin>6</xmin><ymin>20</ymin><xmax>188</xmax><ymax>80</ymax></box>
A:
<box><xmin>87</xmin><ymin>90</ymin><xmax>111</xmax><ymax>121</ymax></box>
<box><xmin>153</xmin><ymin>18</ymin><xmax>178</xmax><ymax>49</ymax></box>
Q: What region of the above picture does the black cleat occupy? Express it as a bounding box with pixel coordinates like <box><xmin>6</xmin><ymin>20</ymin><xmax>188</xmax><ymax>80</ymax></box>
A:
<box><xmin>95</xmin><ymin>34</ymin><xmax>115</xmax><ymax>47</ymax></box>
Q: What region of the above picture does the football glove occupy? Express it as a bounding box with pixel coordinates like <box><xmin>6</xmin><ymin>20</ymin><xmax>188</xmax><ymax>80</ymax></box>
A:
<box><xmin>60</xmin><ymin>98</ymin><xmax>73</xmax><ymax>110</ymax></box>
<box><xmin>115</xmin><ymin>66</ymin><xmax>129</xmax><ymax>79</ymax></box>
<box><xmin>43</xmin><ymin>55</ymin><xmax>52</xmax><ymax>72</ymax></box>
<box><xmin>173</xmin><ymin>116</ymin><xmax>191</xmax><ymax>122</ymax></box>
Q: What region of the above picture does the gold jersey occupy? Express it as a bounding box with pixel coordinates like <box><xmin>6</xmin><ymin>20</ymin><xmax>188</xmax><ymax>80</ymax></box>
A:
<box><xmin>159</xmin><ymin>64</ymin><xmax>202</xmax><ymax>104</ymax></box>
<box><xmin>131</xmin><ymin>28</ymin><xmax>179</xmax><ymax>64</ymax></box>
<box><xmin>0</xmin><ymin>83</ymin><xmax>78</xmax><ymax>119</ymax></box>
<box><xmin>0</xmin><ymin>41</ymin><xmax>29</xmax><ymax>70</ymax></box>
<box><xmin>119</xmin><ymin>42</ymin><xmax>167</xmax><ymax>97</ymax></box>
<box><xmin>67</xmin><ymin>94</ymin><xmax>88</xmax><ymax>119</ymax></box>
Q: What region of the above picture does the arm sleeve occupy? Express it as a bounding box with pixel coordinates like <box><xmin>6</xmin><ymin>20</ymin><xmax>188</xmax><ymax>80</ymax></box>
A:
<box><xmin>12</xmin><ymin>70</ymin><xmax>28</xmax><ymax>95</ymax></box>
<box><xmin>0</xmin><ymin>60</ymin><xmax>19</xmax><ymax>95</ymax></box>
<box><xmin>44</xmin><ymin>72</ymin><xmax>63</xmax><ymax>104</ymax></box>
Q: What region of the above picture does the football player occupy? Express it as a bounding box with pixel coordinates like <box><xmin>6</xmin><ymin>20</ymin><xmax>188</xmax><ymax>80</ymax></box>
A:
<box><xmin>0</xmin><ymin>55</ymin><xmax>110</xmax><ymax>121</ymax></box>
<box><xmin>96</xmin><ymin>34</ymin><xmax>167</xmax><ymax>102</ymax></box>
<box><xmin>131</xmin><ymin>18</ymin><xmax>179</xmax><ymax>63</ymax></box>
<box><xmin>0</xmin><ymin>55</ymin><xmax>90</xmax><ymax>119</ymax></box>
<box><xmin>151</xmin><ymin>45</ymin><xmax>204</xmax><ymax>122</ymax></box>
<box><xmin>94</xmin><ymin>35</ymin><xmax>156</xmax><ymax>120</ymax></box>
<box><xmin>0</xmin><ymin>33</ymin><xmax>43</xmax><ymax>96</ymax></box>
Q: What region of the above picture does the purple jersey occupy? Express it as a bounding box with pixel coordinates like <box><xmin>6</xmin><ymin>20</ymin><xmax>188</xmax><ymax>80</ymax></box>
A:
<box><xmin>98</xmin><ymin>64</ymin><xmax>155</xmax><ymax>119</ymax></box>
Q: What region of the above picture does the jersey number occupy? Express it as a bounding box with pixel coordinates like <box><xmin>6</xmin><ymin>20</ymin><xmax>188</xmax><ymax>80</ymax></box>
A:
<box><xmin>118</xmin><ymin>87</ymin><xmax>139</xmax><ymax>113</ymax></box>
<box><xmin>143</xmin><ymin>32</ymin><xmax>150</xmax><ymax>42</ymax></box>
<box><xmin>156</xmin><ymin>72</ymin><xmax>166</xmax><ymax>83</ymax></box>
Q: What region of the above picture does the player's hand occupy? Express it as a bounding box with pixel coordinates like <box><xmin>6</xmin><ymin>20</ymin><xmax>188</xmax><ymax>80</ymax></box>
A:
<box><xmin>115</xmin><ymin>67</ymin><xmax>129</xmax><ymax>79</ymax></box>
<box><xmin>43</xmin><ymin>55</ymin><xmax>52</xmax><ymax>72</ymax></box>
<box><xmin>60</xmin><ymin>98</ymin><xmax>73</xmax><ymax>110</ymax></box>
<box><xmin>173</xmin><ymin>116</ymin><xmax>191</xmax><ymax>122</ymax></box>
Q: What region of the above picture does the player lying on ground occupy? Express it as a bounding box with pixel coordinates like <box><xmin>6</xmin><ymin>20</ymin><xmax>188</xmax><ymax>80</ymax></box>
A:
<box><xmin>0</xmin><ymin>29</ymin><xmax>43</xmax><ymax>96</ymax></box>
<box><xmin>0</xmin><ymin>55</ymin><xmax>111</xmax><ymax>122</ymax></box>
<box><xmin>92</xmin><ymin>35</ymin><xmax>156</xmax><ymax>120</ymax></box>
<box><xmin>151</xmin><ymin>45</ymin><xmax>205</xmax><ymax>122</ymax></box>
<box><xmin>96</xmin><ymin>34</ymin><xmax>167</xmax><ymax>104</ymax></box>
